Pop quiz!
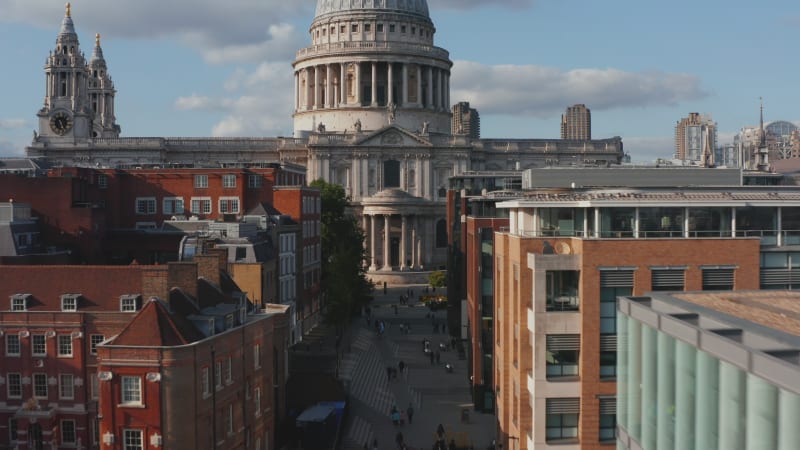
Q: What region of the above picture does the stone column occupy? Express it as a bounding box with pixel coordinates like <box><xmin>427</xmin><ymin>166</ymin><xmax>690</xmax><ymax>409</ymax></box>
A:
<box><xmin>326</xmin><ymin>64</ymin><xmax>333</xmax><ymax>108</ymax></box>
<box><xmin>445</xmin><ymin>71</ymin><xmax>450</xmax><ymax>109</ymax></box>
<box><xmin>402</xmin><ymin>64</ymin><xmax>409</xmax><ymax>106</ymax></box>
<box><xmin>427</xmin><ymin>66</ymin><xmax>434</xmax><ymax>109</ymax></box>
<box><xmin>340</xmin><ymin>63</ymin><xmax>347</xmax><ymax>105</ymax></box>
<box><xmin>416</xmin><ymin>65</ymin><xmax>423</xmax><ymax>107</ymax></box>
<box><xmin>313</xmin><ymin>66</ymin><xmax>321</xmax><ymax>110</ymax></box>
<box><xmin>416</xmin><ymin>217</ymin><xmax>424</xmax><ymax>269</ymax></box>
<box><xmin>410</xmin><ymin>221</ymin><xmax>417</xmax><ymax>270</ymax></box>
<box><xmin>437</xmin><ymin>69</ymin><xmax>444</xmax><ymax>111</ymax></box>
<box><xmin>387</xmin><ymin>63</ymin><xmax>394</xmax><ymax>105</ymax></box>
<box><xmin>294</xmin><ymin>71</ymin><xmax>299</xmax><ymax>111</ymax></box>
<box><xmin>369</xmin><ymin>215</ymin><xmax>377</xmax><ymax>271</ymax></box>
<box><xmin>383</xmin><ymin>215</ymin><xmax>391</xmax><ymax>270</ymax></box>
<box><xmin>371</xmin><ymin>62</ymin><xmax>378</xmax><ymax>107</ymax></box>
<box><xmin>400</xmin><ymin>215</ymin><xmax>408</xmax><ymax>270</ymax></box>
<box><xmin>355</xmin><ymin>62</ymin><xmax>362</xmax><ymax>106</ymax></box>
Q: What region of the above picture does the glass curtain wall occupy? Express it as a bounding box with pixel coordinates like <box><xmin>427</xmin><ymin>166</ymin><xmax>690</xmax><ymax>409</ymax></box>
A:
<box><xmin>688</xmin><ymin>207</ymin><xmax>731</xmax><ymax>237</ymax></box>
<box><xmin>782</xmin><ymin>207</ymin><xmax>800</xmax><ymax>245</ymax></box>
<box><xmin>638</xmin><ymin>207</ymin><xmax>683</xmax><ymax>237</ymax></box>
<box><xmin>600</xmin><ymin>208</ymin><xmax>635</xmax><ymax>238</ymax></box>
<box><xmin>736</xmin><ymin>207</ymin><xmax>777</xmax><ymax>245</ymax></box>
<box><xmin>539</xmin><ymin>208</ymin><xmax>585</xmax><ymax>237</ymax></box>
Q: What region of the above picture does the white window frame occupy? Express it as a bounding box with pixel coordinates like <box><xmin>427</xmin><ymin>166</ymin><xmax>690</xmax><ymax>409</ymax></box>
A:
<box><xmin>123</xmin><ymin>429</ymin><xmax>143</xmax><ymax>450</ymax></box>
<box><xmin>248</xmin><ymin>174</ymin><xmax>263</xmax><ymax>189</ymax></box>
<box><xmin>190</xmin><ymin>197</ymin><xmax>212</xmax><ymax>215</ymax></box>
<box><xmin>222</xmin><ymin>174</ymin><xmax>237</xmax><ymax>188</ymax></box>
<box><xmin>58</xmin><ymin>335</ymin><xmax>73</xmax><ymax>357</ymax></box>
<box><xmin>7</xmin><ymin>373</ymin><xmax>22</xmax><ymax>398</ymax></box>
<box><xmin>201</xmin><ymin>367</ymin><xmax>210</xmax><ymax>397</ymax></box>
<box><xmin>135</xmin><ymin>197</ymin><xmax>157</xmax><ymax>215</ymax></box>
<box><xmin>10</xmin><ymin>295</ymin><xmax>27</xmax><ymax>311</ymax></box>
<box><xmin>61</xmin><ymin>294</ymin><xmax>79</xmax><ymax>312</ymax></box>
<box><xmin>120</xmin><ymin>295</ymin><xmax>140</xmax><ymax>312</ymax></box>
<box><xmin>219</xmin><ymin>197</ymin><xmax>240</xmax><ymax>214</ymax></box>
<box><xmin>215</xmin><ymin>361</ymin><xmax>222</xmax><ymax>389</ymax></box>
<box><xmin>90</xmin><ymin>334</ymin><xmax>105</xmax><ymax>354</ymax></box>
<box><xmin>226</xmin><ymin>357</ymin><xmax>233</xmax><ymax>384</ymax></box>
<box><xmin>162</xmin><ymin>197</ymin><xmax>185</xmax><ymax>215</ymax></box>
<box><xmin>59</xmin><ymin>373</ymin><xmax>75</xmax><ymax>399</ymax></box>
<box><xmin>121</xmin><ymin>376</ymin><xmax>142</xmax><ymax>405</ymax></box>
<box><xmin>194</xmin><ymin>174</ymin><xmax>208</xmax><ymax>189</ymax></box>
<box><xmin>33</xmin><ymin>373</ymin><xmax>48</xmax><ymax>398</ymax></box>
<box><xmin>6</xmin><ymin>335</ymin><xmax>20</xmax><ymax>356</ymax></box>
<box><xmin>32</xmin><ymin>334</ymin><xmax>47</xmax><ymax>357</ymax></box>
<box><xmin>61</xmin><ymin>419</ymin><xmax>76</xmax><ymax>444</ymax></box>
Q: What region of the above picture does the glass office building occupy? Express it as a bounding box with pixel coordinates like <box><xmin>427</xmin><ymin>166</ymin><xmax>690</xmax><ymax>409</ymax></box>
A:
<box><xmin>617</xmin><ymin>291</ymin><xmax>800</xmax><ymax>450</ymax></box>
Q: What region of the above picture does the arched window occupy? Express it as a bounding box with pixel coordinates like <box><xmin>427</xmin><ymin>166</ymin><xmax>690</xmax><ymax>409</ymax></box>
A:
<box><xmin>384</xmin><ymin>160</ymin><xmax>400</xmax><ymax>188</ymax></box>
<box><xmin>436</xmin><ymin>219</ymin><xmax>448</xmax><ymax>248</ymax></box>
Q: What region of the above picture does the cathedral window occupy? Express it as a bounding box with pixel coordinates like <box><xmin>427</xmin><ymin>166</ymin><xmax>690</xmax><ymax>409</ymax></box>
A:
<box><xmin>390</xmin><ymin>24</ymin><xmax>395</xmax><ymax>32</ymax></box>
<box><xmin>351</xmin><ymin>24</ymin><xmax>358</xmax><ymax>33</ymax></box>
<box><xmin>384</xmin><ymin>160</ymin><xmax>400</xmax><ymax>188</ymax></box>
<box><xmin>341</xmin><ymin>25</ymin><xmax>346</xmax><ymax>34</ymax></box>
<box><xmin>401</xmin><ymin>25</ymin><xmax>407</xmax><ymax>33</ymax></box>
<box><xmin>377</xmin><ymin>23</ymin><xmax>384</xmax><ymax>33</ymax></box>
<box><xmin>365</xmin><ymin>23</ymin><xmax>371</xmax><ymax>33</ymax></box>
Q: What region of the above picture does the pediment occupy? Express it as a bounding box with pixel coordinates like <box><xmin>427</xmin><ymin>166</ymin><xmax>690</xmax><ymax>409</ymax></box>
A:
<box><xmin>355</xmin><ymin>126</ymin><xmax>433</xmax><ymax>147</ymax></box>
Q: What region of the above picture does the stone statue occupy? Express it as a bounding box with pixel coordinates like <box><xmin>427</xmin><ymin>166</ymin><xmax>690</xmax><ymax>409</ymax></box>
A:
<box><xmin>354</xmin><ymin>119</ymin><xmax>362</xmax><ymax>133</ymax></box>
<box><xmin>32</xmin><ymin>130</ymin><xmax>38</xmax><ymax>141</ymax></box>
<box><xmin>421</xmin><ymin>121</ymin><xmax>429</xmax><ymax>135</ymax></box>
<box><xmin>387</xmin><ymin>102</ymin><xmax>397</xmax><ymax>123</ymax></box>
<box><xmin>317</xmin><ymin>122</ymin><xmax>326</xmax><ymax>133</ymax></box>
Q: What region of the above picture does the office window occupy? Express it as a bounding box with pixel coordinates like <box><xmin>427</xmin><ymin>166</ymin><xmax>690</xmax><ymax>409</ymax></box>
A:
<box><xmin>9</xmin><ymin>418</ymin><xmax>18</xmax><ymax>442</ymax></box>
<box><xmin>32</xmin><ymin>334</ymin><xmax>47</xmax><ymax>356</ymax></box>
<box><xmin>599</xmin><ymin>397</ymin><xmax>616</xmax><ymax>442</ymax></box>
<box><xmin>163</xmin><ymin>197</ymin><xmax>185</xmax><ymax>215</ymax></box>
<box><xmin>59</xmin><ymin>374</ymin><xmax>75</xmax><ymax>399</ymax></box>
<box><xmin>248</xmin><ymin>174</ymin><xmax>263</xmax><ymax>188</ymax></box>
<box><xmin>191</xmin><ymin>197</ymin><xmax>212</xmax><ymax>214</ymax></box>
<box><xmin>58</xmin><ymin>335</ymin><xmax>73</xmax><ymax>357</ymax></box>
<box><xmin>202</xmin><ymin>367</ymin><xmax>210</xmax><ymax>396</ymax></box>
<box><xmin>135</xmin><ymin>197</ymin><xmax>156</xmax><ymax>215</ymax></box>
<box><xmin>222</xmin><ymin>174</ymin><xmax>237</xmax><ymax>188</ymax></box>
<box><xmin>702</xmin><ymin>267</ymin><xmax>735</xmax><ymax>291</ymax></box>
<box><xmin>7</xmin><ymin>373</ymin><xmax>22</xmax><ymax>398</ymax></box>
<box><xmin>6</xmin><ymin>335</ymin><xmax>20</xmax><ymax>356</ymax></box>
<box><xmin>219</xmin><ymin>197</ymin><xmax>240</xmax><ymax>214</ymax></box>
<box><xmin>194</xmin><ymin>174</ymin><xmax>208</xmax><ymax>188</ymax></box>
<box><xmin>546</xmin><ymin>398</ymin><xmax>580</xmax><ymax>442</ymax></box>
<box><xmin>90</xmin><ymin>334</ymin><xmax>105</xmax><ymax>354</ymax></box>
<box><xmin>97</xmin><ymin>174</ymin><xmax>108</xmax><ymax>189</ymax></box>
<box><xmin>121</xmin><ymin>376</ymin><xmax>142</xmax><ymax>405</ymax></box>
<box><xmin>123</xmin><ymin>429</ymin><xmax>143</xmax><ymax>450</ymax></box>
<box><xmin>599</xmin><ymin>270</ymin><xmax>634</xmax><ymax>334</ymax></box>
<box><xmin>33</xmin><ymin>373</ymin><xmax>48</xmax><ymax>398</ymax></box>
<box><xmin>546</xmin><ymin>335</ymin><xmax>579</xmax><ymax>378</ymax></box>
<box><xmin>61</xmin><ymin>420</ymin><xmax>76</xmax><ymax>444</ymax></box>
<box><xmin>61</xmin><ymin>294</ymin><xmax>79</xmax><ymax>311</ymax></box>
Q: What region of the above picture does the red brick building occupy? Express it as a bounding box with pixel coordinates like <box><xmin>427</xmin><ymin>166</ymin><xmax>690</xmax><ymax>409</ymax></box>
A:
<box><xmin>0</xmin><ymin>256</ymin><xmax>289</xmax><ymax>450</ymax></box>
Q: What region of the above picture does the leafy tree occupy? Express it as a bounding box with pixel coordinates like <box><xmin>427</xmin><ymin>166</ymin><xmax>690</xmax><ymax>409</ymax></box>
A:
<box><xmin>310</xmin><ymin>179</ymin><xmax>373</xmax><ymax>334</ymax></box>
<box><xmin>429</xmin><ymin>270</ymin><xmax>447</xmax><ymax>288</ymax></box>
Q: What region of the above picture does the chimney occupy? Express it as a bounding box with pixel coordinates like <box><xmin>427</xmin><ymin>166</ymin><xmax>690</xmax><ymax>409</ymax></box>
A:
<box><xmin>194</xmin><ymin>254</ymin><xmax>221</xmax><ymax>287</ymax></box>
<box><xmin>167</xmin><ymin>262</ymin><xmax>198</xmax><ymax>300</ymax></box>
<box><xmin>141</xmin><ymin>266</ymin><xmax>169</xmax><ymax>302</ymax></box>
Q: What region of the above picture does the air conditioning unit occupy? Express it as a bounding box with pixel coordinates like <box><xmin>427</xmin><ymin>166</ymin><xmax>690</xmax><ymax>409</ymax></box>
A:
<box><xmin>18</xmin><ymin>331</ymin><xmax>30</xmax><ymax>338</ymax></box>
<box><xmin>46</xmin><ymin>330</ymin><xmax>56</xmax><ymax>338</ymax></box>
<box><xmin>98</xmin><ymin>371</ymin><xmax>113</xmax><ymax>381</ymax></box>
<box><xmin>71</xmin><ymin>331</ymin><xmax>83</xmax><ymax>339</ymax></box>
<box><xmin>146</xmin><ymin>372</ymin><xmax>161</xmax><ymax>382</ymax></box>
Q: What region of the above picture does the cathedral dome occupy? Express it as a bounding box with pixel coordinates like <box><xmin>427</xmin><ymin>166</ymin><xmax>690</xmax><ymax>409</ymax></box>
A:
<box><xmin>315</xmin><ymin>0</ymin><xmax>430</xmax><ymax>19</ymax></box>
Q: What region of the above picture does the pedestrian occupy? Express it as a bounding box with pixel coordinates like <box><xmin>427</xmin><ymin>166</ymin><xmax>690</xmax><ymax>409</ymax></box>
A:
<box><xmin>449</xmin><ymin>438</ymin><xmax>457</xmax><ymax>450</ymax></box>
<box><xmin>396</xmin><ymin>431</ymin><xmax>404</xmax><ymax>448</ymax></box>
<box><xmin>406</xmin><ymin>403</ymin><xmax>414</xmax><ymax>424</ymax></box>
<box><xmin>391</xmin><ymin>407</ymin><xmax>401</xmax><ymax>426</ymax></box>
<box><xmin>398</xmin><ymin>360</ymin><xmax>405</xmax><ymax>374</ymax></box>
<box><xmin>437</xmin><ymin>423</ymin><xmax>445</xmax><ymax>438</ymax></box>
<box><xmin>373</xmin><ymin>438</ymin><xmax>379</xmax><ymax>450</ymax></box>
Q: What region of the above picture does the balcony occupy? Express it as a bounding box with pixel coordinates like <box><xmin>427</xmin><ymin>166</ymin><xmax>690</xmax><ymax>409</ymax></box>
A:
<box><xmin>546</xmin><ymin>271</ymin><xmax>579</xmax><ymax>312</ymax></box>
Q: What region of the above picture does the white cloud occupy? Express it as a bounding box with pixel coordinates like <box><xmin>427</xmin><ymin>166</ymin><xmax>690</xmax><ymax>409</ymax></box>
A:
<box><xmin>0</xmin><ymin>0</ymin><xmax>310</xmax><ymax>64</ymax></box>
<box><xmin>451</xmin><ymin>60</ymin><xmax>708</xmax><ymax>117</ymax></box>
<box><xmin>0</xmin><ymin>118</ymin><xmax>26</xmax><ymax>129</ymax></box>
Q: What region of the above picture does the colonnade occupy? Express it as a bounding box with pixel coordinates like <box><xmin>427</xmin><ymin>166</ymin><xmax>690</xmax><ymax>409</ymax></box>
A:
<box><xmin>365</xmin><ymin>213</ymin><xmax>426</xmax><ymax>271</ymax></box>
<box><xmin>294</xmin><ymin>61</ymin><xmax>450</xmax><ymax>112</ymax></box>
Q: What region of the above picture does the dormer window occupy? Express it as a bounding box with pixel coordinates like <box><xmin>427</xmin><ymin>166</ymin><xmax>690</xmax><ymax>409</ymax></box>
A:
<box><xmin>61</xmin><ymin>294</ymin><xmax>80</xmax><ymax>312</ymax></box>
<box><xmin>120</xmin><ymin>294</ymin><xmax>142</xmax><ymax>312</ymax></box>
<box><xmin>225</xmin><ymin>314</ymin><xmax>234</xmax><ymax>330</ymax></box>
<box><xmin>10</xmin><ymin>294</ymin><xmax>30</xmax><ymax>312</ymax></box>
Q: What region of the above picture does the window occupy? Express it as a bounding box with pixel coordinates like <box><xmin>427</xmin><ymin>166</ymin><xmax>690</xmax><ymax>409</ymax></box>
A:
<box><xmin>123</xmin><ymin>429</ymin><xmax>143</xmax><ymax>450</ymax></box>
<box><xmin>401</xmin><ymin>25</ymin><xmax>406</xmax><ymax>33</ymax></box>
<box><xmin>194</xmin><ymin>174</ymin><xmax>209</xmax><ymax>188</ymax></box>
<box><xmin>97</xmin><ymin>174</ymin><xmax>108</xmax><ymax>189</ymax></box>
<box><xmin>351</xmin><ymin>24</ymin><xmax>358</xmax><ymax>33</ymax></box>
<box><xmin>191</xmin><ymin>197</ymin><xmax>212</xmax><ymax>215</ymax></box>
<box><xmin>546</xmin><ymin>271</ymin><xmax>580</xmax><ymax>311</ymax></box>
<box><xmin>599</xmin><ymin>270</ymin><xmax>634</xmax><ymax>334</ymax></box>
<box><xmin>702</xmin><ymin>267</ymin><xmax>735</xmax><ymax>291</ymax></box>
<box><xmin>222</xmin><ymin>174</ymin><xmax>237</xmax><ymax>188</ymax></box>
<box><xmin>33</xmin><ymin>373</ymin><xmax>48</xmax><ymax>398</ymax></box>
<box><xmin>9</xmin><ymin>418</ymin><xmax>18</xmax><ymax>442</ymax></box>
<box><xmin>546</xmin><ymin>335</ymin><xmax>579</xmax><ymax>379</ymax></box>
<box><xmin>227</xmin><ymin>404</ymin><xmax>234</xmax><ymax>435</ymax></box>
<box><xmin>215</xmin><ymin>361</ymin><xmax>222</xmax><ymax>388</ymax></box>
<box><xmin>365</xmin><ymin>23</ymin><xmax>371</xmax><ymax>32</ymax></box>
<box><xmin>59</xmin><ymin>374</ymin><xmax>74</xmax><ymax>399</ymax></box>
<box><xmin>202</xmin><ymin>367</ymin><xmax>210</xmax><ymax>396</ymax></box>
<box><xmin>31</xmin><ymin>334</ymin><xmax>46</xmax><ymax>356</ymax></box>
<box><xmin>254</xmin><ymin>387</ymin><xmax>262</xmax><ymax>417</ymax></box>
<box><xmin>91</xmin><ymin>373</ymin><xmax>99</xmax><ymax>400</ymax></box>
<box><xmin>225</xmin><ymin>357</ymin><xmax>233</xmax><ymax>384</ymax></box>
<box><xmin>600</xmin><ymin>335</ymin><xmax>617</xmax><ymax>379</ymax></box>
<box><xmin>651</xmin><ymin>268</ymin><xmax>685</xmax><ymax>291</ymax></box>
<box><xmin>163</xmin><ymin>197</ymin><xmax>185</xmax><ymax>215</ymax></box>
<box><xmin>248</xmin><ymin>174</ymin><xmax>263</xmax><ymax>189</ymax></box>
<box><xmin>340</xmin><ymin>25</ymin><xmax>345</xmax><ymax>34</ymax></box>
<box><xmin>10</xmin><ymin>295</ymin><xmax>28</xmax><ymax>311</ymax></box>
<box><xmin>90</xmin><ymin>334</ymin><xmax>105</xmax><ymax>354</ymax></box>
<box><xmin>61</xmin><ymin>420</ymin><xmax>76</xmax><ymax>444</ymax></box>
<box><xmin>377</xmin><ymin>23</ymin><xmax>384</xmax><ymax>32</ymax></box>
<box><xmin>61</xmin><ymin>294</ymin><xmax>79</xmax><ymax>311</ymax></box>
<box><xmin>546</xmin><ymin>398</ymin><xmax>580</xmax><ymax>442</ymax></box>
<box><xmin>7</xmin><ymin>373</ymin><xmax>22</xmax><ymax>398</ymax></box>
<box><xmin>254</xmin><ymin>344</ymin><xmax>261</xmax><ymax>369</ymax></box>
<box><xmin>58</xmin><ymin>335</ymin><xmax>73</xmax><ymax>357</ymax></box>
<box><xmin>6</xmin><ymin>335</ymin><xmax>20</xmax><ymax>356</ymax></box>
<box><xmin>120</xmin><ymin>295</ymin><xmax>141</xmax><ymax>312</ymax></box>
<box><xmin>599</xmin><ymin>397</ymin><xmax>616</xmax><ymax>441</ymax></box>
<box><xmin>219</xmin><ymin>197</ymin><xmax>240</xmax><ymax>214</ymax></box>
<box><xmin>135</xmin><ymin>197</ymin><xmax>156</xmax><ymax>215</ymax></box>
<box><xmin>121</xmin><ymin>376</ymin><xmax>142</xmax><ymax>405</ymax></box>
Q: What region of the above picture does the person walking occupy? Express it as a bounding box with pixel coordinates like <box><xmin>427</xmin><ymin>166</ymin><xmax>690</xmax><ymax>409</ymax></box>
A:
<box><xmin>373</xmin><ymin>438</ymin><xmax>379</xmax><ymax>450</ymax></box>
<box><xmin>406</xmin><ymin>403</ymin><xmax>414</xmax><ymax>424</ymax></box>
<box><xmin>398</xmin><ymin>360</ymin><xmax>405</xmax><ymax>374</ymax></box>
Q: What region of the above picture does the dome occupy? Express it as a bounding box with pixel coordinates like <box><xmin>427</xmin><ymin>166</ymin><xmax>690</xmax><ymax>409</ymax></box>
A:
<box><xmin>315</xmin><ymin>0</ymin><xmax>430</xmax><ymax>19</ymax></box>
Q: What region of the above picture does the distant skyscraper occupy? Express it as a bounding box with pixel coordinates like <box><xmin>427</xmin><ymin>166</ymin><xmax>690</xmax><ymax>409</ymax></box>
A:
<box><xmin>675</xmin><ymin>112</ymin><xmax>716</xmax><ymax>163</ymax></box>
<box><xmin>452</xmin><ymin>101</ymin><xmax>480</xmax><ymax>138</ymax></box>
<box><xmin>560</xmin><ymin>104</ymin><xmax>591</xmax><ymax>140</ymax></box>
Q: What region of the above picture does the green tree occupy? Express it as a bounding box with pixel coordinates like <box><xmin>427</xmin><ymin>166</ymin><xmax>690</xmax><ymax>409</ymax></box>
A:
<box><xmin>429</xmin><ymin>270</ymin><xmax>447</xmax><ymax>288</ymax></box>
<box><xmin>310</xmin><ymin>179</ymin><xmax>373</xmax><ymax>334</ymax></box>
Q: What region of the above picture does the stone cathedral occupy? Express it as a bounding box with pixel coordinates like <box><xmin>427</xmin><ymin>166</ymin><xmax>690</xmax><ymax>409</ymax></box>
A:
<box><xmin>28</xmin><ymin>1</ymin><xmax>624</xmax><ymax>281</ymax></box>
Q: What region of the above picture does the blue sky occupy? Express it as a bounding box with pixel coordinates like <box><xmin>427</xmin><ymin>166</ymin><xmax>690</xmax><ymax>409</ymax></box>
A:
<box><xmin>1</xmin><ymin>0</ymin><xmax>799</xmax><ymax>161</ymax></box>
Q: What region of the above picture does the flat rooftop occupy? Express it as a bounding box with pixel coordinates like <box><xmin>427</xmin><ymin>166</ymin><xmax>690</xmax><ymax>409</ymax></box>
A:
<box><xmin>672</xmin><ymin>291</ymin><xmax>800</xmax><ymax>337</ymax></box>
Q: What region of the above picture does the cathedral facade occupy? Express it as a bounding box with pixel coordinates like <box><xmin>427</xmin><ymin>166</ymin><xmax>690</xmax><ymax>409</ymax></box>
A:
<box><xmin>27</xmin><ymin>1</ymin><xmax>624</xmax><ymax>280</ymax></box>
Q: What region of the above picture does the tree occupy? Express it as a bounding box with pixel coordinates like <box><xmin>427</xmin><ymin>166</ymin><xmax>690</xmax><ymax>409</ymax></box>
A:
<box><xmin>429</xmin><ymin>270</ymin><xmax>447</xmax><ymax>288</ymax></box>
<box><xmin>310</xmin><ymin>179</ymin><xmax>373</xmax><ymax>334</ymax></box>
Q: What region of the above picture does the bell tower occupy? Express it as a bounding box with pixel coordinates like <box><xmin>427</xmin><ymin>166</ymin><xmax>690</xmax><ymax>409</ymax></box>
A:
<box><xmin>87</xmin><ymin>33</ymin><xmax>120</xmax><ymax>138</ymax></box>
<box><xmin>37</xmin><ymin>2</ymin><xmax>92</xmax><ymax>140</ymax></box>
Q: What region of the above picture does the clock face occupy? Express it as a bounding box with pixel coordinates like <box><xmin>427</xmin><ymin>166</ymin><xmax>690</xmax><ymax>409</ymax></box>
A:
<box><xmin>49</xmin><ymin>111</ymin><xmax>73</xmax><ymax>135</ymax></box>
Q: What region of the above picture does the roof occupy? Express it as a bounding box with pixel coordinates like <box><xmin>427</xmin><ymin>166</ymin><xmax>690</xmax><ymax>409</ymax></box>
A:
<box><xmin>111</xmin><ymin>298</ymin><xmax>203</xmax><ymax>347</ymax></box>
<box><xmin>315</xmin><ymin>0</ymin><xmax>429</xmax><ymax>19</ymax></box>
<box><xmin>247</xmin><ymin>202</ymin><xmax>285</xmax><ymax>217</ymax></box>
<box><xmin>673</xmin><ymin>291</ymin><xmax>800</xmax><ymax>337</ymax></box>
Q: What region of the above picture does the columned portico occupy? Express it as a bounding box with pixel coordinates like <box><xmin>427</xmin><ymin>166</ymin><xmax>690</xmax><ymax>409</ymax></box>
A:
<box><xmin>383</xmin><ymin>214</ymin><xmax>391</xmax><ymax>271</ymax></box>
<box><xmin>400</xmin><ymin>215</ymin><xmax>408</xmax><ymax>270</ymax></box>
<box><xmin>369</xmin><ymin>214</ymin><xmax>377</xmax><ymax>271</ymax></box>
